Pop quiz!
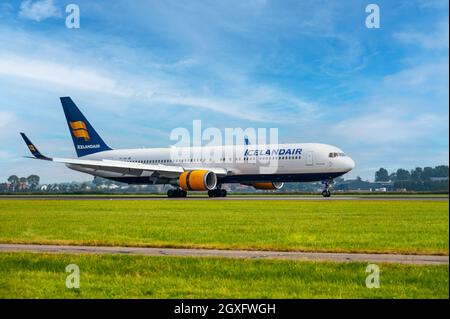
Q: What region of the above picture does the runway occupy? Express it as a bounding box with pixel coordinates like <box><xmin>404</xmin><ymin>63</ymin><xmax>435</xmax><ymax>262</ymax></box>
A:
<box><xmin>0</xmin><ymin>195</ymin><xmax>448</xmax><ymax>201</ymax></box>
<box><xmin>0</xmin><ymin>244</ymin><xmax>448</xmax><ymax>265</ymax></box>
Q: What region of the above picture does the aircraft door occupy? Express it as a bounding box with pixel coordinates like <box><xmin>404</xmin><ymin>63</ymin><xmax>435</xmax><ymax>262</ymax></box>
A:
<box><xmin>306</xmin><ymin>151</ymin><xmax>314</xmax><ymax>166</ymax></box>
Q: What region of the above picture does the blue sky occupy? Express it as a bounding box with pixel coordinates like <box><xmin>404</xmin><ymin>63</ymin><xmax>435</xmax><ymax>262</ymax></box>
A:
<box><xmin>0</xmin><ymin>0</ymin><xmax>448</xmax><ymax>183</ymax></box>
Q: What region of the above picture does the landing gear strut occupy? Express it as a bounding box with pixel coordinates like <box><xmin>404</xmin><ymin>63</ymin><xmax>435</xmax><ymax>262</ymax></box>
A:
<box><xmin>321</xmin><ymin>180</ymin><xmax>333</xmax><ymax>197</ymax></box>
<box><xmin>167</xmin><ymin>188</ymin><xmax>187</xmax><ymax>198</ymax></box>
<box><xmin>208</xmin><ymin>187</ymin><xmax>227</xmax><ymax>198</ymax></box>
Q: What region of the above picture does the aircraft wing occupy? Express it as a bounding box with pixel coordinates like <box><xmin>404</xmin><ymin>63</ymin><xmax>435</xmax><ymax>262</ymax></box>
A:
<box><xmin>55</xmin><ymin>157</ymin><xmax>228</xmax><ymax>177</ymax></box>
<box><xmin>53</xmin><ymin>157</ymin><xmax>184</xmax><ymax>174</ymax></box>
<box><xmin>20</xmin><ymin>133</ymin><xmax>228</xmax><ymax>179</ymax></box>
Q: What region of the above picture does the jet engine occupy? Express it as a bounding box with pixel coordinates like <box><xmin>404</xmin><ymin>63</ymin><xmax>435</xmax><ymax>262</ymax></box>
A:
<box><xmin>179</xmin><ymin>170</ymin><xmax>217</xmax><ymax>191</ymax></box>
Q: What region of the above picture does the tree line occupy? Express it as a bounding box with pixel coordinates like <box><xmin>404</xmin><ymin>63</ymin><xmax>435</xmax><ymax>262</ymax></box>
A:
<box><xmin>375</xmin><ymin>165</ymin><xmax>448</xmax><ymax>191</ymax></box>
<box><xmin>2</xmin><ymin>175</ymin><xmax>40</xmax><ymax>191</ymax></box>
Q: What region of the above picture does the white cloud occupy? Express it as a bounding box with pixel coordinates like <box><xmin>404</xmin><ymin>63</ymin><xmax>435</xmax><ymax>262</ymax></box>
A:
<box><xmin>0</xmin><ymin>54</ymin><xmax>131</xmax><ymax>97</ymax></box>
<box><xmin>330</xmin><ymin>61</ymin><xmax>449</xmax><ymax>146</ymax></box>
<box><xmin>19</xmin><ymin>0</ymin><xmax>60</xmax><ymax>22</ymax></box>
<box><xmin>331</xmin><ymin>111</ymin><xmax>443</xmax><ymax>144</ymax></box>
<box><xmin>382</xmin><ymin>61</ymin><xmax>449</xmax><ymax>96</ymax></box>
<box><xmin>147</xmin><ymin>58</ymin><xmax>199</xmax><ymax>70</ymax></box>
<box><xmin>0</xmin><ymin>50</ymin><xmax>317</xmax><ymax>123</ymax></box>
<box><xmin>394</xmin><ymin>19</ymin><xmax>449</xmax><ymax>50</ymax></box>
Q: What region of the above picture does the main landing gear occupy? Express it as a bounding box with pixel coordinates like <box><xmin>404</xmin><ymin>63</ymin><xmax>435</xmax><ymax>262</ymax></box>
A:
<box><xmin>167</xmin><ymin>187</ymin><xmax>227</xmax><ymax>198</ymax></box>
<box><xmin>321</xmin><ymin>180</ymin><xmax>333</xmax><ymax>197</ymax></box>
<box><xmin>208</xmin><ymin>188</ymin><xmax>227</xmax><ymax>198</ymax></box>
<box><xmin>167</xmin><ymin>188</ymin><xmax>187</xmax><ymax>198</ymax></box>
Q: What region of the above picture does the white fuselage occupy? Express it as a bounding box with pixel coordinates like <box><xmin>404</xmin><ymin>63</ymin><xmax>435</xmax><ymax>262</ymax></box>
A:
<box><xmin>67</xmin><ymin>143</ymin><xmax>355</xmax><ymax>185</ymax></box>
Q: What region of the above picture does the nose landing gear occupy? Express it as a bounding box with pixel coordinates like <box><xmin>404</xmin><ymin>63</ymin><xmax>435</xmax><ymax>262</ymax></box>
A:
<box><xmin>321</xmin><ymin>180</ymin><xmax>333</xmax><ymax>197</ymax></box>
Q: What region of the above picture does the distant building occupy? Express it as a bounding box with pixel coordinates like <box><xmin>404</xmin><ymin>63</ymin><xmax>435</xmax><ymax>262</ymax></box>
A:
<box><xmin>334</xmin><ymin>179</ymin><xmax>394</xmax><ymax>192</ymax></box>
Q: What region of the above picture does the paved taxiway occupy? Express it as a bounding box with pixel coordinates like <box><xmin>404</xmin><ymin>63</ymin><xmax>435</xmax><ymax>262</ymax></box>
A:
<box><xmin>0</xmin><ymin>244</ymin><xmax>448</xmax><ymax>265</ymax></box>
<box><xmin>0</xmin><ymin>196</ymin><xmax>448</xmax><ymax>201</ymax></box>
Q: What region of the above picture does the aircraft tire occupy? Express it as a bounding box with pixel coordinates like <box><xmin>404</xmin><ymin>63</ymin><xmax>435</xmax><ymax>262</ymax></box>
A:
<box><xmin>322</xmin><ymin>190</ymin><xmax>331</xmax><ymax>197</ymax></box>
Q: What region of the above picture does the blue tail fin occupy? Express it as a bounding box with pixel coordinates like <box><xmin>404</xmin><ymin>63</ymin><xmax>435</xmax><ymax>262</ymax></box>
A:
<box><xmin>60</xmin><ymin>97</ymin><xmax>112</xmax><ymax>157</ymax></box>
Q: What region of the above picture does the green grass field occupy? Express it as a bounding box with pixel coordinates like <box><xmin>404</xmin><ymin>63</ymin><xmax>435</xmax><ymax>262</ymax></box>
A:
<box><xmin>0</xmin><ymin>200</ymin><xmax>448</xmax><ymax>254</ymax></box>
<box><xmin>0</xmin><ymin>252</ymin><xmax>448</xmax><ymax>298</ymax></box>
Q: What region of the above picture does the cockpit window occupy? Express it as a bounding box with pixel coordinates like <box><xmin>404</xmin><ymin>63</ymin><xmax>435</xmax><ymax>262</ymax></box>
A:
<box><xmin>329</xmin><ymin>152</ymin><xmax>346</xmax><ymax>158</ymax></box>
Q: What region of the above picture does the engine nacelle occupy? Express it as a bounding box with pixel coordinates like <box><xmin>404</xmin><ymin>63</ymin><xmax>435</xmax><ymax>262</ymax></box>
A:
<box><xmin>247</xmin><ymin>182</ymin><xmax>284</xmax><ymax>190</ymax></box>
<box><xmin>179</xmin><ymin>170</ymin><xmax>217</xmax><ymax>191</ymax></box>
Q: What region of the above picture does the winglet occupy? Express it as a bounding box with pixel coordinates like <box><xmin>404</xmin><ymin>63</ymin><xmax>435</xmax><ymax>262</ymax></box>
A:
<box><xmin>20</xmin><ymin>133</ymin><xmax>52</xmax><ymax>161</ymax></box>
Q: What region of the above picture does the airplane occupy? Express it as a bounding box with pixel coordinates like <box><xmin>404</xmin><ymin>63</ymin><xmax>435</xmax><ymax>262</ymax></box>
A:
<box><xmin>20</xmin><ymin>97</ymin><xmax>355</xmax><ymax>198</ymax></box>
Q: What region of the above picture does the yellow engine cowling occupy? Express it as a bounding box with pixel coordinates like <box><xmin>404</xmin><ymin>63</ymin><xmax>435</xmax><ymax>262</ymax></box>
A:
<box><xmin>179</xmin><ymin>170</ymin><xmax>217</xmax><ymax>191</ymax></box>
<box><xmin>249</xmin><ymin>182</ymin><xmax>284</xmax><ymax>190</ymax></box>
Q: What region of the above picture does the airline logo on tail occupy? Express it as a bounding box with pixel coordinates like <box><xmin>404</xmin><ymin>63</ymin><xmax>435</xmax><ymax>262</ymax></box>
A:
<box><xmin>28</xmin><ymin>144</ymin><xmax>36</xmax><ymax>152</ymax></box>
<box><xmin>70</xmin><ymin>121</ymin><xmax>90</xmax><ymax>141</ymax></box>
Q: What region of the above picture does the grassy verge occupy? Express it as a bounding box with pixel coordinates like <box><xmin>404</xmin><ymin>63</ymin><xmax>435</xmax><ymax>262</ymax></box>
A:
<box><xmin>0</xmin><ymin>200</ymin><xmax>448</xmax><ymax>254</ymax></box>
<box><xmin>0</xmin><ymin>252</ymin><xmax>447</xmax><ymax>298</ymax></box>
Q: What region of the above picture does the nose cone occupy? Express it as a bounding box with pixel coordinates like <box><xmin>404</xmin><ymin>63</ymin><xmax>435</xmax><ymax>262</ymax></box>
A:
<box><xmin>344</xmin><ymin>157</ymin><xmax>355</xmax><ymax>172</ymax></box>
